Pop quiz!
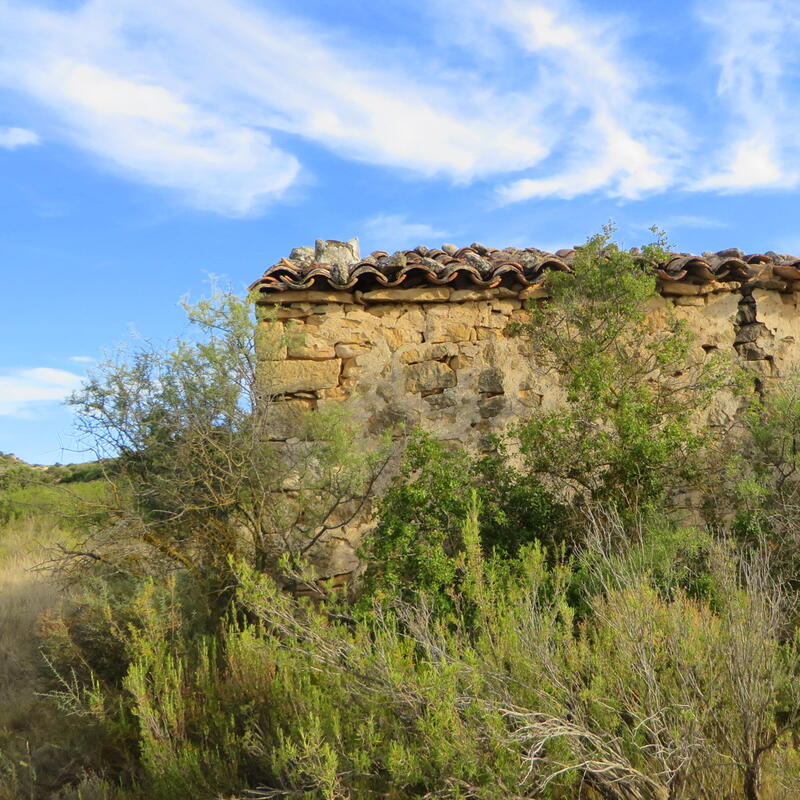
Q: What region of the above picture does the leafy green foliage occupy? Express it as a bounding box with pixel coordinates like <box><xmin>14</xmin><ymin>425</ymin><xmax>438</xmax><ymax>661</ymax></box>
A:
<box><xmin>513</xmin><ymin>225</ymin><xmax>734</xmax><ymax>516</ymax></box>
<box><xmin>64</xmin><ymin>288</ymin><xmax>387</xmax><ymax>598</ymax></box>
<box><xmin>360</xmin><ymin>432</ymin><xmax>565</xmax><ymax>610</ymax></box>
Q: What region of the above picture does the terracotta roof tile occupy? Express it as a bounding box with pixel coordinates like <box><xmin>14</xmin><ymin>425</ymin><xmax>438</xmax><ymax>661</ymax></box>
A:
<box><xmin>249</xmin><ymin>243</ymin><xmax>800</xmax><ymax>297</ymax></box>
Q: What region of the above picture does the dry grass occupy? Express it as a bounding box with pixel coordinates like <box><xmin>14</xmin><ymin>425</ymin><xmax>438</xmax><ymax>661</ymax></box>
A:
<box><xmin>0</xmin><ymin>514</ymin><xmax>74</xmax><ymax>798</ymax></box>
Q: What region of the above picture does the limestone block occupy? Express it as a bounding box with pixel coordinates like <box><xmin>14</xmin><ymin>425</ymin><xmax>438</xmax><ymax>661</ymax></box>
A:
<box><xmin>424</xmin><ymin>392</ymin><xmax>457</xmax><ymax>410</ymax></box>
<box><xmin>361</xmin><ymin>286</ymin><xmax>451</xmax><ymax>303</ymax></box>
<box><xmin>287</xmin><ymin>332</ymin><xmax>337</xmax><ymax>360</ymax></box>
<box><xmin>310</xmin><ymin>303</ymin><xmax>350</xmax><ymax>315</ymax></box>
<box><xmin>315</xmin><ymin>237</ymin><xmax>360</xmax><ymax>264</ymax></box>
<box><xmin>478</xmin><ymin>368</ymin><xmax>504</xmax><ymax>394</ymax></box>
<box><xmin>425</xmin><ymin>303</ymin><xmax>486</xmax><ymax>343</ymax></box>
<box><xmin>405</xmin><ymin>361</ymin><xmax>457</xmax><ymax>393</ymax></box>
<box><xmin>450</xmin><ymin>289</ymin><xmax>496</xmax><ymax>302</ymax></box>
<box><xmin>264</xmin><ymin>290</ymin><xmax>355</xmax><ymax>304</ymax></box>
<box><xmin>268</xmin><ymin>359</ymin><xmax>341</xmax><ymax>394</ymax></box>
<box><xmin>259</xmin><ymin>303</ymin><xmax>314</xmax><ymax>319</ymax></box>
<box><xmin>491</xmin><ymin>299</ymin><xmax>522</xmax><ymax>313</ymax></box>
<box><xmin>334</xmin><ymin>343</ymin><xmax>369</xmax><ymax>359</ymax></box>
<box><xmin>752</xmin><ymin>289</ymin><xmax>800</xmax><ymax>376</ymax></box>
<box><xmin>399</xmin><ymin>342</ymin><xmax>459</xmax><ymax>364</ymax></box>
<box><xmin>363</xmin><ymin>304</ymin><xmax>402</xmax><ymax>319</ymax></box>
<box><xmin>255</xmin><ymin>321</ymin><xmax>287</xmax><ymax>360</ymax></box>
<box><xmin>384</xmin><ymin>327</ymin><xmax>423</xmax><ymax>348</ymax></box>
<box><xmin>264</xmin><ymin>399</ymin><xmax>313</xmax><ymax>440</ymax></box>
<box><xmin>341</xmin><ymin>358</ymin><xmax>362</xmax><ymax>379</ymax></box>
<box><xmin>307</xmin><ymin>315</ymin><xmax>375</xmax><ymax>346</ymax></box>
<box><xmin>478</xmin><ymin>395</ymin><xmax>506</xmax><ymax>418</ymax></box>
<box><xmin>517</xmin><ymin>389</ymin><xmax>543</xmax><ymax>408</ymax></box>
<box><xmin>509</xmin><ymin>309</ymin><xmax>529</xmax><ymax>325</ymax></box>
<box><xmin>519</xmin><ymin>285</ymin><xmax>549</xmax><ymax>300</ymax></box>
<box><xmin>658</xmin><ymin>281</ymin><xmax>718</xmax><ymax>297</ymax></box>
<box><xmin>672</xmin><ymin>291</ymin><xmax>740</xmax><ymax>351</ymax></box>
<box><xmin>395</xmin><ymin>307</ymin><xmax>426</xmax><ymax>329</ymax></box>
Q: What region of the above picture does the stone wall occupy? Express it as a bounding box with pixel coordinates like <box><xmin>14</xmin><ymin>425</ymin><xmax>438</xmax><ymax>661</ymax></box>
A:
<box><xmin>257</xmin><ymin>281</ymin><xmax>799</xmax><ymax>445</ymax></box>
<box><xmin>254</xmin><ymin>279</ymin><xmax>800</xmax><ymax>576</ymax></box>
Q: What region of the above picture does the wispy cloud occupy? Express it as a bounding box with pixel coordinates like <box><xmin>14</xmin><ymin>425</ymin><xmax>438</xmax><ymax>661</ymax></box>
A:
<box><xmin>694</xmin><ymin>0</ymin><xmax>800</xmax><ymax>191</ymax></box>
<box><xmin>68</xmin><ymin>355</ymin><xmax>94</xmax><ymax>364</ymax></box>
<box><xmin>480</xmin><ymin>0</ymin><xmax>681</xmax><ymax>201</ymax></box>
<box><xmin>0</xmin><ymin>126</ymin><xmax>39</xmax><ymax>149</ymax></box>
<box><xmin>361</xmin><ymin>214</ymin><xmax>451</xmax><ymax>249</ymax></box>
<box><xmin>2</xmin><ymin>0</ymin><xmax>797</xmax><ymax>212</ymax></box>
<box><xmin>0</xmin><ymin>0</ymin><xmax>682</xmax><ymax>212</ymax></box>
<box><xmin>0</xmin><ymin>367</ymin><xmax>82</xmax><ymax>417</ymax></box>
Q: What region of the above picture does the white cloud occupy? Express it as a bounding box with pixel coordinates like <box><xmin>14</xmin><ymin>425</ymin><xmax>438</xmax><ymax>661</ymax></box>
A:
<box><xmin>694</xmin><ymin>0</ymin><xmax>800</xmax><ymax>191</ymax></box>
<box><xmin>474</xmin><ymin>0</ymin><xmax>680</xmax><ymax>201</ymax></box>
<box><xmin>3</xmin><ymin>0</ymin><xmax>796</xmax><ymax>210</ymax></box>
<box><xmin>362</xmin><ymin>215</ymin><xmax>450</xmax><ymax>249</ymax></box>
<box><xmin>68</xmin><ymin>355</ymin><xmax>94</xmax><ymax>363</ymax></box>
<box><xmin>0</xmin><ymin>126</ymin><xmax>39</xmax><ymax>149</ymax></box>
<box><xmin>0</xmin><ymin>0</ymin><xmax>684</xmax><ymax>211</ymax></box>
<box><xmin>0</xmin><ymin>367</ymin><xmax>82</xmax><ymax>417</ymax></box>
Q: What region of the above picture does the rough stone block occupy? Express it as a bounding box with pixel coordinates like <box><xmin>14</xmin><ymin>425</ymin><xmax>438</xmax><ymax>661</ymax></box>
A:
<box><xmin>478</xmin><ymin>395</ymin><xmax>506</xmax><ymax>418</ymax></box>
<box><xmin>334</xmin><ymin>343</ymin><xmax>369</xmax><ymax>359</ymax></box>
<box><xmin>262</xmin><ymin>290</ymin><xmax>355</xmax><ymax>305</ymax></box>
<box><xmin>478</xmin><ymin>368</ymin><xmax>504</xmax><ymax>394</ymax></box>
<box><xmin>399</xmin><ymin>342</ymin><xmax>458</xmax><ymax>364</ymax></box>
<box><xmin>405</xmin><ymin>361</ymin><xmax>457</xmax><ymax>393</ymax></box>
<box><xmin>384</xmin><ymin>327</ymin><xmax>423</xmax><ymax>348</ymax></box>
<box><xmin>287</xmin><ymin>333</ymin><xmax>337</xmax><ymax>360</ymax></box>
<box><xmin>267</xmin><ymin>359</ymin><xmax>341</xmax><ymax>394</ymax></box>
<box><xmin>361</xmin><ymin>286</ymin><xmax>451</xmax><ymax>303</ymax></box>
<box><xmin>265</xmin><ymin>399</ymin><xmax>313</xmax><ymax>440</ymax></box>
<box><xmin>519</xmin><ymin>285</ymin><xmax>549</xmax><ymax>300</ymax></box>
<box><xmin>255</xmin><ymin>321</ymin><xmax>287</xmax><ymax>360</ymax></box>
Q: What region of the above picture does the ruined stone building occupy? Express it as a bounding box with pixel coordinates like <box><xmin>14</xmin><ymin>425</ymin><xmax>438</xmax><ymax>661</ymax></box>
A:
<box><xmin>249</xmin><ymin>238</ymin><xmax>800</xmax><ymax>574</ymax></box>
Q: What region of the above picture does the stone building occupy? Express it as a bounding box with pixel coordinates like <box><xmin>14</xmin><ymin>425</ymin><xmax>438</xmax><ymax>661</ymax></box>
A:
<box><xmin>249</xmin><ymin>238</ymin><xmax>800</xmax><ymax>575</ymax></box>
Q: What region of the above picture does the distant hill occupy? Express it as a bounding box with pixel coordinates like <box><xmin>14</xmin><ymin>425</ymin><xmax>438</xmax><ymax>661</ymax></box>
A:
<box><xmin>0</xmin><ymin>452</ymin><xmax>110</xmax><ymax>484</ymax></box>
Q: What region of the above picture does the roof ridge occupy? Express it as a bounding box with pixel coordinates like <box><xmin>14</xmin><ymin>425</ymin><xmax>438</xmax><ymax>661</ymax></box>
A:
<box><xmin>250</xmin><ymin>242</ymin><xmax>800</xmax><ymax>296</ymax></box>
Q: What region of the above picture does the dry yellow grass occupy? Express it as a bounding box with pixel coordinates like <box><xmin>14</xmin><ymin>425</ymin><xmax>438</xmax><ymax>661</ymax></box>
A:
<box><xmin>0</xmin><ymin>515</ymin><xmax>72</xmax><ymax>798</ymax></box>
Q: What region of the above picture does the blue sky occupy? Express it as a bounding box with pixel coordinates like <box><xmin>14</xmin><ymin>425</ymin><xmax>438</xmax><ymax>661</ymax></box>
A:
<box><xmin>1</xmin><ymin>0</ymin><xmax>800</xmax><ymax>463</ymax></box>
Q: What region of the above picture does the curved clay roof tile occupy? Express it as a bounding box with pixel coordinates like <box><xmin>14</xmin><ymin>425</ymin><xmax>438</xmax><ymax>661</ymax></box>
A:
<box><xmin>250</xmin><ymin>243</ymin><xmax>800</xmax><ymax>295</ymax></box>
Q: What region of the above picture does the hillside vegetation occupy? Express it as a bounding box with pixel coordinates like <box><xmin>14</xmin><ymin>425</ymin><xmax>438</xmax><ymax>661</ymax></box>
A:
<box><xmin>4</xmin><ymin>230</ymin><xmax>800</xmax><ymax>799</ymax></box>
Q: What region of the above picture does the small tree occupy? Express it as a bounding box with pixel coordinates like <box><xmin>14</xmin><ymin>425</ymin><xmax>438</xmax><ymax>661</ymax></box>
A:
<box><xmin>64</xmin><ymin>289</ymin><xmax>388</xmax><ymax>601</ymax></box>
<box><xmin>512</xmin><ymin>226</ymin><xmax>733</xmax><ymax>520</ymax></box>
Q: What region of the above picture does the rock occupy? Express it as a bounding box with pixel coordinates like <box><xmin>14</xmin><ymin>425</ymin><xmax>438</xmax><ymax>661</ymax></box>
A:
<box><xmin>314</xmin><ymin>238</ymin><xmax>360</xmax><ymax>265</ymax></box>
<box><xmin>265</xmin><ymin>399</ymin><xmax>313</xmax><ymax>440</ymax></box>
<box><xmin>361</xmin><ymin>287</ymin><xmax>451</xmax><ymax>303</ymax></box>
<box><xmin>519</xmin><ymin>285</ymin><xmax>549</xmax><ymax>300</ymax></box>
<box><xmin>405</xmin><ymin>361</ymin><xmax>457</xmax><ymax>393</ymax></box>
<box><xmin>265</xmin><ymin>359</ymin><xmax>342</xmax><ymax>394</ymax></box>
<box><xmin>286</xmin><ymin>333</ymin><xmax>337</xmax><ymax>360</ymax></box>
<box><xmin>478</xmin><ymin>395</ymin><xmax>506</xmax><ymax>418</ymax></box>
<box><xmin>334</xmin><ymin>343</ymin><xmax>368</xmax><ymax>359</ymax></box>
<box><xmin>262</xmin><ymin>290</ymin><xmax>355</xmax><ymax>304</ymax></box>
<box><xmin>399</xmin><ymin>343</ymin><xmax>458</xmax><ymax>364</ymax></box>
<box><xmin>289</xmin><ymin>246</ymin><xmax>314</xmax><ymax>266</ymax></box>
<box><xmin>424</xmin><ymin>392</ymin><xmax>457</xmax><ymax>410</ymax></box>
<box><xmin>735</xmin><ymin>323</ymin><xmax>768</xmax><ymax>345</ymax></box>
<box><xmin>478</xmin><ymin>368</ymin><xmax>504</xmax><ymax>394</ymax></box>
